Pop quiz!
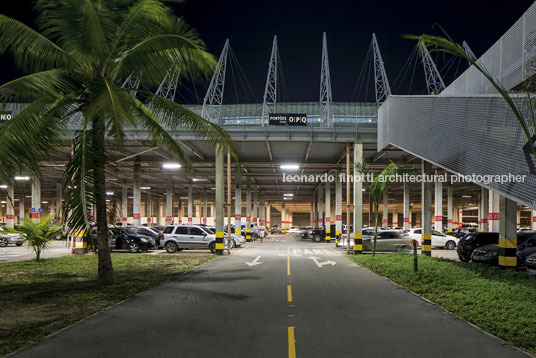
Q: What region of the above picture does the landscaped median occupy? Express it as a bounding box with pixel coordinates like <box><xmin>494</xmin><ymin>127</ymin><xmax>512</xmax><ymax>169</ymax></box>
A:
<box><xmin>0</xmin><ymin>254</ymin><xmax>214</xmax><ymax>356</ymax></box>
<box><xmin>349</xmin><ymin>254</ymin><xmax>536</xmax><ymax>356</ymax></box>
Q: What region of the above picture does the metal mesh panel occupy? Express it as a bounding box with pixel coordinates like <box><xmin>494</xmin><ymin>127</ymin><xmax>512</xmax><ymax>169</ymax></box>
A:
<box><xmin>442</xmin><ymin>2</ymin><xmax>536</xmax><ymax>95</ymax></box>
<box><xmin>381</xmin><ymin>95</ymin><xmax>536</xmax><ymax>208</ymax></box>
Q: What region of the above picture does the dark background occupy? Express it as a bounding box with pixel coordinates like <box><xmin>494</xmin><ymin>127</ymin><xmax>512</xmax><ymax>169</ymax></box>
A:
<box><xmin>0</xmin><ymin>0</ymin><xmax>534</xmax><ymax>103</ymax></box>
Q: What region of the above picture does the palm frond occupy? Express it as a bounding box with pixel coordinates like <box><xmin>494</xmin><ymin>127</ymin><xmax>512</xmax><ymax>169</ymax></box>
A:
<box><xmin>0</xmin><ymin>69</ymin><xmax>78</xmax><ymax>103</ymax></box>
<box><xmin>0</xmin><ymin>14</ymin><xmax>76</xmax><ymax>73</ymax></box>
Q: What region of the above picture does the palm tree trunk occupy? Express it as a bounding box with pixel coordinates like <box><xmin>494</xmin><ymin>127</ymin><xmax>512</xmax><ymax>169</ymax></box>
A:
<box><xmin>92</xmin><ymin>116</ymin><xmax>116</xmax><ymax>284</ymax></box>
<box><xmin>372</xmin><ymin>203</ymin><xmax>380</xmax><ymax>256</ymax></box>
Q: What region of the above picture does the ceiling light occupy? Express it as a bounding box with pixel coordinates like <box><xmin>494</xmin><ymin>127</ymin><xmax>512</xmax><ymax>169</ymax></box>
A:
<box><xmin>163</xmin><ymin>163</ymin><xmax>181</xmax><ymax>169</ymax></box>
<box><xmin>280</xmin><ymin>164</ymin><xmax>300</xmax><ymax>170</ymax></box>
<box><xmin>14</xmin><ymin>176</ymin><xmax>30</xmax><ymax>181</ymax></box>
<box><xmin>106</xmin><ymin>199</ymin><xmax>111</xmax><ymax>202</ymax></box>
<box><xmin>25</xmin><ymin>195</ymin><xmax>32</xmax><ymax>198</ymax></box>
<box><xmin>461</xmin><ymin>195</ymin><xmax>472</xmax><ymax>198</ymax></box>
<box><xmin>106</xmin><ymin>191</ymin><xmax>114</xmax><ymax>196</ymax></box>
<box><xmin>180</xmin><ymin>196</ymin><xmax>188</xmax><ymax>199</ymax></box>
<box><xmin>362</xmin><ymin>188</ymin><xmax>366</xmax><ymax>192</ymax></box>
<box><xmin>284</xmin><ymin>197</ymin><xmax>292</xmax><ymax>200</ymax></box>
<box><xmin>0</xmin><ymin>185</ymin><xmax>7</xmax><ymax>189</ymax></box>
<box><xmin>192</xmin><ymin>178</ymin><xmax>208</xmax><ymax>182</ymax></box>
<box><xmin>140</xmin><ymin>186</ymin><xmax>151</xmax><ymax>190</ymax></box>
<box><xmin>42</xmin><ymin>201</ymin><xmax>48</xmax><ymax>204</ymax></box>
<box><xmin>283</xmin><ymin>193</ymin><xmax>294</xmax><ymax>197</ymax></box>
<box><xmin>0</xmin><ymin>201</ymin><xmax>5</xmax><ymax>204</ymax></box>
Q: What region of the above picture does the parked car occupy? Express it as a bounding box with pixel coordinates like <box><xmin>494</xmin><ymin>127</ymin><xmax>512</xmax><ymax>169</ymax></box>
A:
<box><xmin>162</xmin><ymin>225</ymin><xmax>226</xmax><ymax>253</ymax></box>
<box><xmin>125</xmin><ymin>226</ymin><xmax>161</xmax><ymax>249</ymax></box>
<box><xmin>108</xmin><ymin>227</ymin><xmax>154</xmax><ymax>253</ymax></box>
<box><xmin>206</xmin><ymin>226</ymin><xmax>246</xmax><ymax>248</ymax></box>
<box><xmin>451</xmin><ymin>227</ymin><xmax>477</xmax><ymax>239</ymax></box>
<box><xmin>456</xmin><ymin>232</ymin><xmax>499</xmax><ymax>262</ymax></box>
<box><xmin>0</xmin><ymin>226</ymin><xmax>25</xmax><ymax>247</ymax></box>
<box><xmin>270</xmin><ymin>225</ymin><xmax>281</xmax><ymax>234</ymax></box>
<box><xmin>402</xmin><ymin>228</ymin><xmax>459</xmax><ymax>249</ymax></box>
<box><xmin>517</xmin><ymin>233</ymin><xmax>536</xmax><ymax>266</ymax></box>
<box><xmin>337</xmin><ymin>230</ymin><xmax>413</xmax><ymax>252</ymax></box>
<box><xmin>287</xmin><ymin>226</ymin><xmax>311</xmax><ymax>239</ymax></box>
<box><xmin>472</xmin><ymin>231</ymin><xmax>536</xmax><ymax>266</ymax></box>
<box><xmin>524</xmin><ymin>252</ymin><xmax>536</xmax><ymax>275</ymax></box>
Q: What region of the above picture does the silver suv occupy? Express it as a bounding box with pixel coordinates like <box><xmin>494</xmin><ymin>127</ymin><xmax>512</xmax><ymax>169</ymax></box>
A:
<box><xmin>162</xmin><ymin>225</ymin><xmax>225</xmax><ymax>253</ymax></box>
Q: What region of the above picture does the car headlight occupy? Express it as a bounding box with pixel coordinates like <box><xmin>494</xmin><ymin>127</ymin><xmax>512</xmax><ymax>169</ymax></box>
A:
<box><xmin>487</xmin><ymin>251</ymin><xmax>498</xmax><ymax>257</ymax></box>
<box><xmin>140</xmin><ymin>238</ymin><xmax>148</xmax><ymax>243</ymax></box>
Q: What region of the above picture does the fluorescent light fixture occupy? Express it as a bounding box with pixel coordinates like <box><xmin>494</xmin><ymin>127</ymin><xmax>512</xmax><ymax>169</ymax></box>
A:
<box><xmin>0</xmin><ymin>185</ymin><xmax>7</xmax><ymax>189</ymax></box>
<box><xmin>461</xmin><ymin>195</ymin><xmax>472</xmax><ymax>198</ymax></box>
<box><xmin>106</xmin><ymin>191</ymin><xmax>114</xmax><ymax>196</ymax></box>
<box><xmin>25</xmin><ymin>195</ymin><xmax>32</xmax><ymax>198</ymax></box>
<box><xmin>280</xmin><ymin>164</ymin><xmax>300</xmax><ymax>170</ymax></box>
<box><xmin>14</xmin><ymin>199</ymin><xmax>19</xmax><ymax>201</ymax></box>
<box><xmin>284</xmin><ymin>197</ymin><xmax>292</xmax><ymax>200</ymax></box>
<box><xmin>128</xmin><ymin>196</ymin><xmax>133</xmax><ymax>199</ymax></box>
<box><xmin>0</xmin><ymin>201</ymin><xmax>5</xmax><ymax>204</ymax></box>
<box><xmin>362</xmin><ymin>188</ymin><xmax>366</xmax><ymax>192</ymax></box>
<box><xmin>211</xmin><ymin>187</ymin><xmax>216</xmax><ymax>190</ymax></box>
<box><xmin>180</xmin><ymin>196</ymin><xmax>188</xmax><ymax>199</ymax></box>
<box><xmin>162</xmin><ymin>163</ymin><xmax>181</xmax><ymax>169</ymax></box>
<box><xmin>283</xmin><ymin>193</ymin><xmax>294</xmax><ymax>197</ymax></box>
<box><xmin>108</xmin><ymin>178</ymin><xmax>118</xmax><ymax>181</ymax></box>
<box><xmin>42</xmin><ymin>201</ymin><xmax>48</xmax><ymax>204</ymax></box>
<box><xmin>192</xmin><ymin>178</ymin><xmax>208</xmax><ymax>182</ymax></box>
<box><xmin>14</xmin><ymin>176</ymin><xmax>30</xmax><ymax>181</ymax></box>
<box><xmin>106</xmin><ymin>199</ymin><xmax>111</xmax><ymax>202</ymax></box>
<box><xmin>140</xmin><ymin>186</ymin><xmax>151</xmax><ymax>190</ymax></box>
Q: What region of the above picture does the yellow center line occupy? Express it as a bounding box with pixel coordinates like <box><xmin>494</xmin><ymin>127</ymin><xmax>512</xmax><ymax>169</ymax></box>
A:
<box><xmin>288</xmin><ymin>326</ymin><xmax>296</xmax><ymax>358</ymax></box>
<box><xmin>287</xmin><ymin>285</ymin><xmax>293</xmax><ymax>303</ymax></box>
<box><xmin>287</xmin><ymin>247</ymin><xmax>291</xmax><ymax>276</ymax></box>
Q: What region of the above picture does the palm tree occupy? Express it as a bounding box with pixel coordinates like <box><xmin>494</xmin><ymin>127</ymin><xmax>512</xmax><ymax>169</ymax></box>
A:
<box><xmin>16</xmin><ymin>216</ymin><xmax>62</xmax><ymax>261</ymax></box>
<box><xmin>368</xmin><ymin>162</ymin><xmax>398</xmax><ymax>256</ymax></box>
<box><xmin>0</xmin><ymin>0</ymin><xmax>237</xmax><ymax>283</ymax></box>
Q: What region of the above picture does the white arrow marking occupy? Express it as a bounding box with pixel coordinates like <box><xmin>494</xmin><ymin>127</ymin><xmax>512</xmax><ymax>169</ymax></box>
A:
<box><xmin>308</xmin><ymin>256</ymin><xmax>336</xmax><ymax>268</ymax></box>
<box><xmin>245</xmin><ymin>256</ymin><xmax>263</xmax><ymax>267</ymax></box>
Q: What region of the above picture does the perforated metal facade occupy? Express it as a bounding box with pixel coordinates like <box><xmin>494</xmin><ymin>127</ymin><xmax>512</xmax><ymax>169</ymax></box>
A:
<box><xmin>442</xmin><ymin>2</ymin><xmax>536</xmax><ymax>95</ymax></box>
<box><xmin>378</xmin><ymin>95</ymin><xmax>536</xmax><ymax>208</ymax></box>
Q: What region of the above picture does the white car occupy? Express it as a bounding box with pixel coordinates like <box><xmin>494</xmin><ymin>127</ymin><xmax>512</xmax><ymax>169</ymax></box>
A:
<box><xmin>206</xmin><ymin>226</ymin><xmax>246</xmax><ymax>248</ymax></box>
<box><xmin>162</xmin><ymin>225</ymin><xmax>227</xmax><ymax>253</ymax></box>
<box><xmin>402</xmin><ymin>228</ymin><xmax>459</xmax><ymax>249</ymax></box>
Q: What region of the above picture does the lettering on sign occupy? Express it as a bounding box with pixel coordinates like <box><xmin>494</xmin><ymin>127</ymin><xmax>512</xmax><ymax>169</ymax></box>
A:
<box><xmin>0</xmin><ymin>111</ymin><xmax>12</xmax><ymax>124</ymax></box>
<box><xmin>269</xmin><ymin>113</ymin><xmax>307</xmax><ymax>126</ymax></box>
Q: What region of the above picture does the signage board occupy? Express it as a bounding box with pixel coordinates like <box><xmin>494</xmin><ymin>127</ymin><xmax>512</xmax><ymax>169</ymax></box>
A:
<box><xmin>269</xmin><ymin>113</ymin><xmax>307</xmax><ymax>126</ymax></box>
<box><xmin>0</xmin><ymin>111</ymin><xmax>12</xmax><ymax>124</ymax></box>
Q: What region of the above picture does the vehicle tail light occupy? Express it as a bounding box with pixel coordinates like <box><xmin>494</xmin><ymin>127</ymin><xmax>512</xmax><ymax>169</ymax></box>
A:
<box><xmin>403</xmin><ymin>234</ymin><xmax>409</xmax><ymax>237</ymax></box>
<box><xmin>160</xmin><ymin>234</ymin><xmax>164</xmax><ymax>240</ymax></box>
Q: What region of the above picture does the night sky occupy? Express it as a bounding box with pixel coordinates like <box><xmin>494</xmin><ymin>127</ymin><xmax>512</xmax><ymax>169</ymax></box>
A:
<box><xmin>0</xmin><ymin>0</ymin><xmax>534</xmax><ymax>103</ymax></box>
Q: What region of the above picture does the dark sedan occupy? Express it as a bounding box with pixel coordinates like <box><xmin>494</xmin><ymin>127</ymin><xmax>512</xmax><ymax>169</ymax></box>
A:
<box><xmin>125</xmin><ymin>226</ymin><xmax>162</xmax><ymax>249</ymax></box>
<box><xmin>457</xmin><ymin>232</ymin><xmax>499</xmax><ymax>262</ymax></box>
<box><xmin>108</xmin><ymin>227</ymin><xmax>154</xmax><ymax>253</ymax></box>
<box><xmin>470</xmin><ymin>231</ymin><xmax>535</xmax><ymax>266</ymax></box>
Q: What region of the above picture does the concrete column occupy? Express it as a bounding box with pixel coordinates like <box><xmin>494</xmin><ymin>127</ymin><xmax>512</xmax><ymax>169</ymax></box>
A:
<box><xmin>488</xmin><ymin>190</ymin><xmax>500</xmax><ymax>232</ymax></box>
<box><xmin>165</xmin><ymin>182</ymin><xmax>173</xmax><ymax>225</ymax></box>
<box><xmin>317</xmin><ymin>185</ymin><xmax>323</xmax><ymax>231</ymax></box>
<box><xmin>325</xmin><ymin>182</ymin><xmax>331</xmax><ymax>243</ymax></box>
<box><xmin>480</xmin><ymin>188</ymin><xmax>489</xmax><ymax>232</ymax></box>
<box><xmin>19</xmin><ymin>198</ymin><xmax>25</xmax><ymax>224</ymax></box>
<box><xmin>353</xmin><ymin>142</ymin><xmax>363</xmax><ymax>254</ymax></box>
<box><xmin>121</xmin><ymin>185</ymin><xmax>127</xmax><ymax>224</ymax></box>
<box><xmin>253</xmin><ymin>185</ymin><xmax>258</xmax><ymax>226</ymax></box>
<box><xmin>403</xmin><ymin>183</ymin><xmax>410</xmax><ymax>230</ymax></box>
<box><xmin>335</xmin><ymin>170</ymin><xmax>342</xmax><ymax>243</ymax></box>
<box><xmin>310</xmin><ymin>200</ymin><xmax>314</xmax><ymax>228</ymax></box>
<box><xmin>133</xmin><ymin>162</ymin><xmax>141</xmax><ymax>226</ymax></box>
<box><xmin>434</xmin><ymin>178</ymin><xmax>443</xmax><ymax>232</ymax></box>
<box><xmin>6</xmin><ymin>185</ymin><xmax>14</xmax><ymax>228</ymax></box>
<box><xmin>260</xmin><ymin>195</ymin><xmax>265</xmax><ymax>226</ymax></box>
<box><xmin>382</xmin><ymin>191</ymin><xmax>388</xmax><ymax>226</ymax></box>
<box><xmin>246</xmin><ymin>179</ymin><xmax>252</xmax><ymax>241</ymax></box>
<box><xmin>447</xmin><ymin>186</ymin><xmax>453</xmax><ymax>233</ymax></box>
<box><xmin>532</xmin><ymin>209</ymin><xmax>536</xmax><ymax>231</ymax></box>
<box><xmin>156</xmin><ymin>198</ymin><xmax>161</xmax><ymax>225</ymax></box>
<box><xmin>202</xmin><ymin>190</ymin><xmax>208</xmax><ymax>225</ymax></box>
<box><xmin>55</xmin><ymin>182</ymin><xmax>62</xmax><ymax>221</ymax></box>
<box><xmin>215</xmin><ymin>145</ymin><xmax>224</xmax><ymax>254</ymax></box>
<box><xmin>235</xmin><ymin>172</ymin><xmax>242</xmax><ymax>235</ymax></box>
<box><xmin>146</xmin><ymin>192</ymin><xmax>152</xmax><ymax>224</ymax></box>
<box><xmin>187</xmin><ymin>184</ymin><xmax>193</xmax><ymax>225</ymax></box>
<box><xmin>266</xmin><ymin>203</ymin><xmax>271</xmax><ymax>228</ymax></box>
<box><xmin>516</xmin><ymin>206</ymin><xmax>521</xmax><ymax>229</ymax></box>
<box><xmin>498</xmin><ymin>195</ymin><xmax>517</xmax><ymax>267</ymax></box>
<box><xmin>458</xmin><ymin>207</ymin><xmax>464</xmax><ymax>227</ymax></box>
<box><xmin>392</xmin><ymin>210</ymin><xmax>398</xmax><ymax>227</ymax></box>
<box><xmin>282</xmin><ymin>202</ymin><xmax>287</xmax><ymax>229</ymax></box>
<box><xmin>409</xmin><ymin>209</ymin><xmax>413</xmax><ymax>227</ymax></box>
<box><xmin>31</xmin><ymin>174</ymin><xmax>41</xmax><ymax>222</ymax></box>
<box><xmin>421</xmin><ymin>161</ymin><xmax>432</xmax><ymax>256</ymax></box>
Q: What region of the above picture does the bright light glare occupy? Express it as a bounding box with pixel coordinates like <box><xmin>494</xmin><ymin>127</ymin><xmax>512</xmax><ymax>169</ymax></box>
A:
<box><xmin>283</xmin><ymin>193</ymin><xmax>294</xmax><ymax>197</ymax></box>
<box><xmin>280</xmin><ymin>164</ymin><xmax>299</xmax><ymax>170</ymax></box>
<box><xmin>192</xmin><ymin>178</ymin><xmax>208</xmax><ymax>182</ymax></box>
<box><xmin>14</xmin><ymin>176</ymin><xmax>30</xmax><ymax>181</ymax></box>
<box><xmin>0</xmin><ymin>185</ymin><xmax>7</xmax><ymax>189</ymax></box>
<box><xmin>461</xmin><ymin>195</ymin><xmax>472</xmax><ymax>198</ymax></box>
<box><xmin>106</xmin><ymin>192</ymin><xmax>114</xmax><ymax>196</ymax></box>
<box><xmin>162</xmin><ymin>163</ymin><xmax>181</xmax><ymax>169</ymax></box>
<box><xmin>140</xmin><ymin>187</ymin><xmax>151</xmax><ymax>190</ymax></box>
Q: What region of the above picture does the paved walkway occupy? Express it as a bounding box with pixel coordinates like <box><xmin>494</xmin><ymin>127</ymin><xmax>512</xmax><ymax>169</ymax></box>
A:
<box><xmin>12</xmin><ymin>236</ymin><xmax>529</xmax><ymax>357</ymax></box>
<box><xmin>0</xmin><ymin>240</ymin><xmax>72</xmax><ymax>263</ymax></box>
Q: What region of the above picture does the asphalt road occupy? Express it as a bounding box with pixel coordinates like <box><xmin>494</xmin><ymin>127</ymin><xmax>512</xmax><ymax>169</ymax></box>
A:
<box><xmin>12</xmin><ymin>236</ymin><xmax>529</xmax><ymax>358</ymax></box>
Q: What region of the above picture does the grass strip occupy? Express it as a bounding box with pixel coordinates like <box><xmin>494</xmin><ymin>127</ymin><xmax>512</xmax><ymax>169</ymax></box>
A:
<box><xmin>0</xmin><ymin>253</ymin><xmax>214</xmax><ymax>355</ymax></box>
<box><xmin>349</xmin><ymin>253</ymin><xmax>536</xmax><ymax>356</ymax></box>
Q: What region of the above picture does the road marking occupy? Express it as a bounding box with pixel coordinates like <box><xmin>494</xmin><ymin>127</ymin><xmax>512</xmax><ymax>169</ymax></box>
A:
<box><xmin>287</xmin><ymin>285</ymin><xmax>293</xmax><ymax>302</ymax></box>
<box><xmin>288</xmin><ymin>326</ymin><xmax>296</xmax><ymax>358</ymax></box>
<box><xmin>308</xmin><ymin>256</ymin><xmax>336</xmax><ymax>268</ymax></box>
<box><xmin>245</xmin><ymin>256</ymin><xmax>263</xmax><ymax>266</ymax></box>
<box><xmin>287</xmin><ymin>247</ymin><xmax>291</xmax><ymax>276</ymax></box>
